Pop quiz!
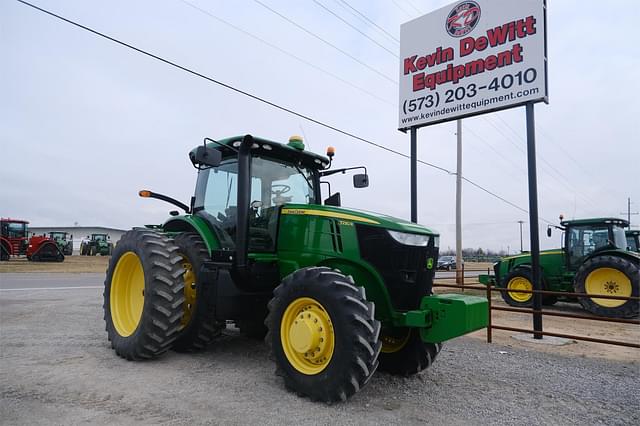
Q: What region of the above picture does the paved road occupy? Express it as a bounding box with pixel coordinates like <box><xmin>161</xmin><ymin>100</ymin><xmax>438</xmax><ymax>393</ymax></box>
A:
<box><xmin>434</xmin><ymin>270</ymin><xmax>482</xmax><ymax>279</ymax></box>
<box><xmin>0</xmin><ymin>273</ymin><xmax>103</xmax><ymax>291</ymax></box>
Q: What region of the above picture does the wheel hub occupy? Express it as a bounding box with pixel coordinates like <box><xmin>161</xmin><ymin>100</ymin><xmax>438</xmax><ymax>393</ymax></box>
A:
<box><xmin>585</xmin><ymin>267</ymin><xmax>631</xmax><ymax>308</ymax></box>
<box><xmin>281</xmin><ymin>297</ymin><xmax>334</xmax><ymax>374</ymax></box>
<box><xmin>507</xmin><ymin>276</ymin><xmax>533</xmax><ymax>303</ymax></box>
<box><xmin>110</xmin><ymin>251</ymin><xmax>145</xmax><ymax>337</ymax></box>
<box><xmin>181</xmin><ymin>260</ymin><xmax>196</xmax><ymax>327</ymax></box>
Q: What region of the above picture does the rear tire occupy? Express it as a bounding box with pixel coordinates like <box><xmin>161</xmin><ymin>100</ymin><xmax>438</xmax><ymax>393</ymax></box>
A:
<box><xmin>171</xmin><ymin>233</ymin><xmax>224</xmax><ymax>352</ymax></box>
<box><xmin>378</xmin><ymin>328</ymin><xmax>441</xmax><ymax>376</ymax></box>
<box><xmin>266</xmin><ymin>267</ymin><xmax>381</xmax><ymax>402</ymax></box>
<box><xmin>103</xmin><ymin>229</ymin><xmax>185</xmax><ymax>360</ymax></box>
<box><xmin>0</xmin><ymin>244</ymin><xmax>9</xmax><ymax>261</ymax></box>
<box><xmin>574</xmin><ymin>255</ymin><xmax>639</xmax><ymax>318</ymax></box>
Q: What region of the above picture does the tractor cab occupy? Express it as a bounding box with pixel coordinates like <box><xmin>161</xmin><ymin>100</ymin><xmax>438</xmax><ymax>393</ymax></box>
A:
<box><xmin>49</xmin><ymin>231</ymin><xmax>74</xmax><ymax>256</ymax></box>
<box><xmin>49</xmin><ymin>231</ymin><xmax>69</xmax><ymax>242</ymax></box>
<box><xmin>627</xmin><ymin>230</ymin><xmax>640</xmax><ymax>253</ymax></box>
<box><xmin>558</xmin><ymin>218</ymin><xmax>629</xmax><ymax>270</ymax></box>
<box><xmin>0</xmin><ymin>218</ymin><xmax>29</xmax><ymax>259</ymax></box>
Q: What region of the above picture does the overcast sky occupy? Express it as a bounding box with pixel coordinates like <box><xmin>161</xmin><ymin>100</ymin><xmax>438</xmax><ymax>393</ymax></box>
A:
<box><xmin>2</xmin><ymin>0</ymin><xmax>639</xmax><ymax>252</ymax></box>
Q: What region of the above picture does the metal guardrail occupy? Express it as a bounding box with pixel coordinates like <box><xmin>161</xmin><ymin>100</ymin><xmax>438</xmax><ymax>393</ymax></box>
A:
<box><xmin>432</xmin><ymin>281</ymin><xmax>640</xmax><ymax>349</ymax></box>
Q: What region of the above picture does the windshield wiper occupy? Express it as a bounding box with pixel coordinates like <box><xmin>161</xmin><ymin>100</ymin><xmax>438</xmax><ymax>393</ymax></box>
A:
<box><xmin>294</xmin><ymin>164</ymin><xmax>314</xmax><ymax>193</ymax></box>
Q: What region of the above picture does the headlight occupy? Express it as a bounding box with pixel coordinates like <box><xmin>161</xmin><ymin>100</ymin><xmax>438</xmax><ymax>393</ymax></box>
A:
<box><xmin>387</xmin><ymin>230</ymin><xmax>432</xmax><ymax>247</ymax></box>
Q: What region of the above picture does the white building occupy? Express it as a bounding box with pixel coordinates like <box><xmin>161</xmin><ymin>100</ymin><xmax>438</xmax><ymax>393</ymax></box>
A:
<box><xmin>28</xmin><ymin>226</ymin><xmax>127</xmax><ymax>254</ymax></box>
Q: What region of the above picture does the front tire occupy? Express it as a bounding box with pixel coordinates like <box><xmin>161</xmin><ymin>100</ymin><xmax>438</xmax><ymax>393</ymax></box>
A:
<box><xmin>266</xmin><ymin>267</ymin><xmax>381</xmax><ymax>402</ymax></box>
<box><xmin>103</xmin><ymin>229</ymin><xmax>185</xmax><ymax>360</ymax></box>
<box><xmin>378</xmin><ymin>328</ymin><xmax>441</xmax><ymax>376</ymax></box>
<box><xmin>500</xmin><ymin>269</ymin><xmax>534</xmax><ymax>307</ymax></box>
<box><xmin>574</xmin><ymin>255</ymin><xmax>639</xmax><ymax>318</ymax></box>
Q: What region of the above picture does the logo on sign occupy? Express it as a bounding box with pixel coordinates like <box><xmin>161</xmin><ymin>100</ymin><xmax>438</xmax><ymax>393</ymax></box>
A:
<box><xmin>445</xmin><ymin>1</ymin><xmax>481</xmax><ymax>37</ymax></box>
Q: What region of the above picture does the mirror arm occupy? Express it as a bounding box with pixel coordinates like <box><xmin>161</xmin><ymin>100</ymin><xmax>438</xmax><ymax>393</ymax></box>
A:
<box><xmin>319</xmin><ymin>166</ymin><xmax>367</xmax><ymax>177</ymax></box>
<box><xmin>139</xmin><ymin>190</ymin><xmax>190</xmax><ymax>214</ymax></box>
<box><xmin>320</xmin><ymin>181</ymin><xmax>332</xmax><ymax>197</ymax></box>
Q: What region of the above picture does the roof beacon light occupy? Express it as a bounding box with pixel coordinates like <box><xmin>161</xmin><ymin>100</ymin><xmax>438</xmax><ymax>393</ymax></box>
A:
<box><xmin>288</xmin><ymin>135</ymin><xmax>305</xmax><ymax>150</ymax></box>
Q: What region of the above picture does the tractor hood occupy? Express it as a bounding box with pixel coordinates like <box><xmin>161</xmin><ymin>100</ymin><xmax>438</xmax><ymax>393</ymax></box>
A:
<box><xmin>500</xmin><ymin>248</ymin><xmax>562</xmax><ymax>262</ymax></box>
<box><xmin>281</xmin><ymin>204</ymin><xmax>438</xmax><ymax>236</ymax></box>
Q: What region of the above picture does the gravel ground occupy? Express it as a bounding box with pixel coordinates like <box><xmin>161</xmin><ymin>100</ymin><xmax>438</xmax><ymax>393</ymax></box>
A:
<box><xmin>1</xmin><ymin>286</ymin><xmax>639</xmax><ymax>425</ymax></box>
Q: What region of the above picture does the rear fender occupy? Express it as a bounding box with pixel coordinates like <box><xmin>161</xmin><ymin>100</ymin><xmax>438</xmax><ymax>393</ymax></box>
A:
<box><xmin>318</xmin><ymin>257</ymin><xmax>395</xmax><ymax>322</ymax></box>
<box><xmin>163</xmin><ymin>215</ymin><xmax>221</xmax><ymax>254</ymax></box>
<box><xmin>585</xmin><ymin>249</ymin><xmax>640</xmax><ymax>266</ymax></box>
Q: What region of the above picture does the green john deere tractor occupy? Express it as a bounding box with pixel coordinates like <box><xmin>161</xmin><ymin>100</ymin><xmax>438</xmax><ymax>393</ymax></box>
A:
<box><xmin>103</xmin><ymin>135</ymin><xmax>488</xmax><ymax>402</ymax></box>
<box><xmin>49</xmin><ymin>231</ymin><xmax>73</xmax><ymax>255</ymax></box>
<box><xmin>626</xmin><ymin>229</ymin><xmax>639</xmax><ymax>253</ymax></box>
<box><xmin>480</xmin><ymin>217</ymin><xmax>639</xmax><ymax>318</ymax></box>
<box><xmin>80</xmin><ymin>233</ymin><xmax>113</xmax><ymax>256</ymax></box>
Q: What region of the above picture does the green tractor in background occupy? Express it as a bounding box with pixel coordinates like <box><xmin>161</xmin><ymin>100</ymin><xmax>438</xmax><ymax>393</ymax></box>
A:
<box><xmin>626</xmin><ymin>229</ymin><xmax>639</xmax><ymax>253</ymax></box>
<box><xmin>103</xmin><ymin>135</ymin><xmax>487</xmax><ymax>402</ymax></box>
<box><xmin>80</xmin><ymin>233</ymin><xmax>113</xmax><ymax>256</ymax></box>
<box><xmin>480</xmin><ymin>217</ymin><xmax>639</xmax><ymax>318</ymax></box>
<box><xmin>49</xmin><ymin>231</ymin><xmax>73</xmax><ymax>256</ymax></box>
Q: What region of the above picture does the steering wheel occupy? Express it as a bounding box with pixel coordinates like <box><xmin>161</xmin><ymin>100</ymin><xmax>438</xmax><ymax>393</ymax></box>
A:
<box><xmin>271</xmin><ymin>184</ymin><xmax>291</xmax><ymax>196</ymax></box>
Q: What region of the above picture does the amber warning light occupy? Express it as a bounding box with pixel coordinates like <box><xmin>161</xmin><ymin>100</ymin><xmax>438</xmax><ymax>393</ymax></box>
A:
<box><xmin>326</xmin><ymin>146</ymin><xmax>335</xmax><ymax>158</ymax></box>
<box><xmin>139</xmin><ymin>190</ymin><xmax>151</xmax><ymax>198</ymax></box>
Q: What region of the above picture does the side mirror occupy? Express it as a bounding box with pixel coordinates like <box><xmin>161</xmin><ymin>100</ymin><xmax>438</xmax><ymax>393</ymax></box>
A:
<box><xmin>353</xmin><ymin>174</ymin><xmax>369</xmax><ymax>188</ymax></box>
<box><xmin>190</xmin><ymin>146</ymin><xmax>221</xmax><ymax>168</ymax></box>
<box><xmin>547</xmin><ymin>227</ymin><xmax>552</xmax><ymax>237</ymax></box>
<box><xmin>325</xmin><ymin>192</ymin><xmax>341</xmax><ymax>207</ymax></box>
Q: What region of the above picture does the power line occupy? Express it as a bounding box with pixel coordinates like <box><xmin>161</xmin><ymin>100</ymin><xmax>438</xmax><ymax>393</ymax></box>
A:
<box><xmin>178</xmin><ymin>0</ymin><xmax>393</xmax><ymax>106</ymax></box>
<box><xmin>15</xmin><ymin>0</ymin><xmax>545</xmax><ymax>223</ymax></box>
<box><xmin>391</xmin><ymin>0</ymin><xmax>413</xmax><ymax>17</ymax></box>
<box><xmin>336</xmin><ymin>0</ymin><xmax>399</xmax><ymax>44</ymax></box>
<box><xmin>252</xmin><ymin>0</ymin><xmax>397</xmax><ymax>85</ymax></box>
<box><xmin>492</xmin><ymin>114</ymin><xmax>600</xmax><ymax>210</ymax></box>
<box><xmin>311</xmin><ymin>0</ymin><xmax>397</xmax><ymax>57</ymax></box>
<box><xmin>404</xmin><ymin>0</ymin><xmax>423</xmax><ymax>14</ymax></box>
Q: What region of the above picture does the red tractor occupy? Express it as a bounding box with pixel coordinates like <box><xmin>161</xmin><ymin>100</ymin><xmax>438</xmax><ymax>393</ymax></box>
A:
<box><xmin>0</xmin><ymin>218</ymin><xmax>64</xmax><ymax>262</ymax></box>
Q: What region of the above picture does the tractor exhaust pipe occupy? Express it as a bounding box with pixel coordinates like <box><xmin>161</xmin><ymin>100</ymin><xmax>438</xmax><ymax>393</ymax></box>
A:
<box><xmin>235</xmin><ymin>134</ymin><xmax>254</xmax><ymax>284</ymax></box>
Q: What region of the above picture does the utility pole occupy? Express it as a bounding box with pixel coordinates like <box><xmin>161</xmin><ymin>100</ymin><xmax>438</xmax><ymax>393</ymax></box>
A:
<box><xmin>518</xmin><ymin>220</ymin><xmax>525</xmax><ymax>252</ymax></box>
<box><xmin>456</xmin><ymin>119</ymin><xmax>463</xmax><ymax>285</ymax></box>
<box><xmin>620</xmin><ymin>197</ymin><xmax>638</xmax><ymax>227</ymax></box>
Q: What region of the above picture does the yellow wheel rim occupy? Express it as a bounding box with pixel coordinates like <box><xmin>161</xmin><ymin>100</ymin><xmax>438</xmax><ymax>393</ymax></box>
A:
<box><xmin>585</xmin><ymin>268</ymin><xmax>631</xmax><ymax>308</ymax></box>
<box><xmin>380</xmin><ymin>329</ymin><xmax>411</xmax><ymax>353</ymax></box>
<box><xmin>507</xmin><ymin>276</ymin><xmax>533</xmax><ymax>303</ymax></box>
<box><xmin>110</xmin><ymin>251</ymin><xmax>145</xmax><ymax>337</ymax></box>
<box><xmin>280</xmin><ymin>297</ymin><xmax>335</xmax><ymax>375</ymax></box>
<box><xmin>181</xmin><ymin>259</ymin><xmax>196</xmax><ymax>327</ymax></box>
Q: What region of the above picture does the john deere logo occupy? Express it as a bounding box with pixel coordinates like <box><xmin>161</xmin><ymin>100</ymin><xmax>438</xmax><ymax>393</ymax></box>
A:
<box><xmin>446</xmin><ymin>1</ymin><xmax>481</xmax><ymax>38</ymax></box>
<box><xmin>427</xmin><ymin>258</ymin><xmax>434</xmax><ymax>269</ymax></box>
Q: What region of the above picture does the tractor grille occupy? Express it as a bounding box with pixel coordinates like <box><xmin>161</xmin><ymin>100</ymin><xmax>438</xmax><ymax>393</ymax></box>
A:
<box><xmin>355</xmin><ymin>225</ymin><xmax>438</xmax><ymax>311</ymax></box>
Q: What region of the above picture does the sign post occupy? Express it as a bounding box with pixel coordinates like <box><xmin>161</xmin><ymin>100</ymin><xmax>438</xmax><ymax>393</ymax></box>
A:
<box><xmin>399</xmin><ymin>0</ymin><xmax>548</xmax><ymax>338</ymax></box>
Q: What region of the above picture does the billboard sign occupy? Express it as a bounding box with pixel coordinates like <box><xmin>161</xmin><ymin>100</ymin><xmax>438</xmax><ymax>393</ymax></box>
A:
<box><xmin>399</xmin><ymin>0</ymin><xmax>547</xmax><ymax>130</ymax></box>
